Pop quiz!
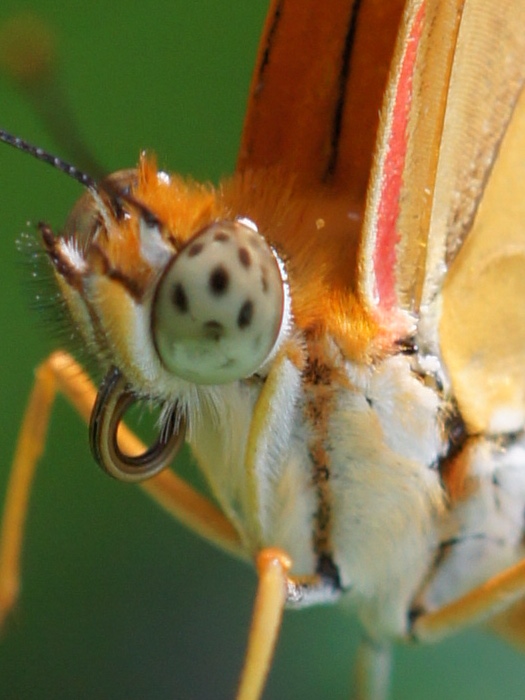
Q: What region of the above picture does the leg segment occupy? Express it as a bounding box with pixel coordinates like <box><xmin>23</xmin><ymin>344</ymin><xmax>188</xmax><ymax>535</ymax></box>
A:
<box><xmin>0</xmin><ymin>354</ymin><xmax>56</xmax><ymax>623</ymax></box>
<box><xmin>236</xmin><ymin>549</ymin><xmax>343</xmax><ymax>700</ymax></box>
<box><xmin>236</xmin><ymin>549</ymin><xmax>291</xmax><ymax>700</ymax></box>
<box><xmin>352</xmin><ymin>638</ymin><xmax>392</xmax><ymax>700</ymax></box>
<box><xmin>412</xmin><ymin>557</ymin><xmax>525</xmax><ymax>642</ymax></box>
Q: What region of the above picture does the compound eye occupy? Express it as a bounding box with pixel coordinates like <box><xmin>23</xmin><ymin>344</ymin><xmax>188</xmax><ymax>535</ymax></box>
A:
<box><xmin>152</xmin><ymin>220</ymin><xmax>286</xmax><ymax>384</ymax></box>
<box><xmin>63</xmin><ymin>169</ymin><xmax>138</xmax><ymax>245</ymax></box>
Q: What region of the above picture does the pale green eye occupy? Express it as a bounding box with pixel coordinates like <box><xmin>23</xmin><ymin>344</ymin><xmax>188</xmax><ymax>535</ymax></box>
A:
<box><xmin>152</xmin><ymin>220</ymin><xmax>287</xmax><ymax>384</ymax></box>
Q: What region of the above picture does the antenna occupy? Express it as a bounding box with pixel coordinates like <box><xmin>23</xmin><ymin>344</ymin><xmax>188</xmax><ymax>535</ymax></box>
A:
<box><xmin>0</xmin><ymin>12</ymin><xmax>106</xmax><ymax>179</ymax></box>
<box><xmin>0</xmin><ymin>129</ymin><xmax>164</xmax><ymax>231</ymax></box>
<box><xmin>0</xmin><ymin>128</ymin><xmax>96</xmax><ymax>189</ymax></box>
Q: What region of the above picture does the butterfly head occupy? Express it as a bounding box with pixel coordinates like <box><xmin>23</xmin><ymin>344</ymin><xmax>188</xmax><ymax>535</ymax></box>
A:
<box><xmin>44</xmin><ymin>153</ymin><xmax>290</xmax><ymax>393</ymax></box>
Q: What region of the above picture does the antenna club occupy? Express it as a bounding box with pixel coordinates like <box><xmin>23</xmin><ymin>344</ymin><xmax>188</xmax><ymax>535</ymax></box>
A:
<box><xmin>0</xmin><ymin>12</ymin><xmax>56</xmax><ymax>86</ymax></box>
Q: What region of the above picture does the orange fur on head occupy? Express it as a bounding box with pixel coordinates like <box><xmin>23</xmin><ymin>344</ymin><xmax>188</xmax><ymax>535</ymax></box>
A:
<box><xmin>224</xmin><ymin>167</ymin><xmax>380</xmax><ymax>360</ymax></box>
<box><xmin>79</xmin><ymin>154</ymin><xmax>381</xmax><ymax>361</ymax></box>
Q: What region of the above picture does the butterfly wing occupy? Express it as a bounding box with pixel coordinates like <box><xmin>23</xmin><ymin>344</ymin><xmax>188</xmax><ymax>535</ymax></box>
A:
<box><xmin>237</xmin><ymin>0</ymin><xmax>406</xmax><ymax>199</ymax></box>
<box><xmin>439</xmin><ymin>51</ymin><xmax>525</xmax><ymax>433</ymax></box>
<box><xmin>358</xmin><ymin>0</ymin><xmax>525</xmax><ymax>432</ymax></box>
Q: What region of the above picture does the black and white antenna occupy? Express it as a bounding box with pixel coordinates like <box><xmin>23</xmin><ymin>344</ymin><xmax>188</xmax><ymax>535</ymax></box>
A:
<box><xmin>0</xmin><ymin>128</ymin><xmax>164</xmax><ymax>230</ymax></box>
<box><xmin>0</xmin><ymin>128</ymin><xmax>97</xmax><ymax>189</ymax></box>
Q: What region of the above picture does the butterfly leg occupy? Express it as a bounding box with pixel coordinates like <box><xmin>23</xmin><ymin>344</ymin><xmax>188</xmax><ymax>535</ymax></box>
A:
<box><xmin>352</xmin><ymin>637</ymin><xmax>392</xmax><ymax>700</ymax></box>
<box><xmin>0</xmin><ymin>350</ymin><xmax>244</xmax><ymax>625</ymax></box>
<box><xmin>236</xmin><ymin>549</ymin><xmax>343</xmax><ymax>700</ymax></box>
<box><xmin>411</xmin><ymin>557</ymin><xmax>525</xmax><ymax>643</ymax></box>
<box><xmin>236</xmin><ymin>548</ymin><xmax>291</xmax><ymax>700</ymax></box>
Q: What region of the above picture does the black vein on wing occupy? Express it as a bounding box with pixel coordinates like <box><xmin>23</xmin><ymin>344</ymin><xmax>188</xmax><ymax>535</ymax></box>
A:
<box><xmin>324</xmin><ymin>0</ymin><xmax>363</xmax><ymax>181</ymax></box>
<box><xmin>255</xmin><ymin>0</ymin><xmax>285</xmax><ymax>84</ymax></box>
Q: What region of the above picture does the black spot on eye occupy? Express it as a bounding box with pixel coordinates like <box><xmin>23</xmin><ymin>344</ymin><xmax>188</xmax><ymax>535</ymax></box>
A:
<box><xmin>188</xmin><ymin>242</ymin><xmax>204</xmax><ymax>257</ymax></box>
<box><xmin>260</xmin><ymin>267</ymin><xmax>269</xmax><ymax>293</ymax></box>
<box><xmin>238</xmin><ymin>247</ymin><xmax>251</xmax><ymax>268</ymax></box>
<box><xmin>172</xmin><ymin>283</ymin><xmax>189</xmax><ymax>313</ymax></box>
<box><xmin>204</xmin><ymin>320</ymin><xmax>224</xmax><ymax>340</ymax></box>
<box><xmin>214</xmin><ymin>231</ymin><xmax>230</xmax><ymax>242</ymax></box>
<box><xmin>209</xmin><ymin>265</ymin><xmax>229</xmax><ymax>294</ymax></box>
<box><xmin>238</xmin><ymin>300</ymin><xmax>253</xmax><ymax>329</ymax></box>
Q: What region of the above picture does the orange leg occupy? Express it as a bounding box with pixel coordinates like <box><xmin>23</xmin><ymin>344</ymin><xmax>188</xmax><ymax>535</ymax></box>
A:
<box><xmin>236</xmin><ymin>549</ymin><xmax>291</xmax><ymax>700</ymax></box>
<box><xmin>0</xmin><ymin>350</ymin><xmax>245</xmax><ymax>626</ymax></box>
<box><xmin>237</xmin><ymin>550</ymin><xmax>345</xmax><ymax>700</ymax></box>
<box><xmin>412</xmin><ymin>557</ymin><xmax>525</xmax><ymax>643</ymax></box>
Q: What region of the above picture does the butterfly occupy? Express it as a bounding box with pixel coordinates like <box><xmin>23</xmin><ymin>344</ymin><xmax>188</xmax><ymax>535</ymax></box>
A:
<box><xmin>1</xmin><ymin>1</ymin><xmax>525</xmax><ymax>699</ymax></box>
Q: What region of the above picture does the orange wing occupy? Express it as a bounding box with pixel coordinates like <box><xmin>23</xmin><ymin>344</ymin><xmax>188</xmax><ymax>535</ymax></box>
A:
<box><xmin>237</xmin><ymin>0</ymin><xmax>405</xmax><ymax>200</ymax></box>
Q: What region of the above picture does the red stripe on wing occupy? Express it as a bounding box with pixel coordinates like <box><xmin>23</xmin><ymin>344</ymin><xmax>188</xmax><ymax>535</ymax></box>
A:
<box><xmin>373</xmin><ymin>1</ymin><xmax>425</xmax><ymax>311</ymax></box>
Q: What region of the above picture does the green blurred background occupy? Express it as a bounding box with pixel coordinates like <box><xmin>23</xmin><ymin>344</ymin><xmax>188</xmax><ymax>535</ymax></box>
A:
<box><xmin>0</xmin><ymin>2</ymin><xmax>523</xmax><ymax>698</ymax></box>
